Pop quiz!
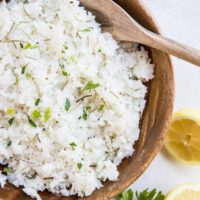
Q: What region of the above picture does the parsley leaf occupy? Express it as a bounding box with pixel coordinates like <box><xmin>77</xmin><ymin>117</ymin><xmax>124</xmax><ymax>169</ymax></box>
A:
<box><xmin>118</xmin><ymin>189</ymin><xmax>165</xmax><ymax>200</ymax></box>
<box><xmin>70</xmin><ymin>142</ymin><xmax>77</xmax><ymax>149</ymax></box>
<box><xmin>26</xmin><ymin>73</ymin><xmax>32</xmax><ymax>79</ymax></box>
<box><xmin>98</xmin><ymin>104</ymin><xmax>105</xmax><ymax>112</ymax></box>
<box><xmin>82</xmin><ymin>81</ymin><xmax>100</xmax><ymax>92</ymax></box>
<box><xmin>7</xmin><ymin>140</ymin><xmax>12</xmax><ymax>147</ymax></box>
<box><xmin>21</xmin><ymin>64</ymin><xmax>28</xmax><ymax>74</ymax></box>
<box><xmin>15</xmin><ymin>75</ymin><xmax>19</xmax><ymax>85</ymax></box>
<box><xmin>20</xmin><ymin>42</ymin><xmax>24</xmax><ymax>48</ymax></box>
<box><xmin>31</xmin><ymin>109</ymin><xmax>41</xmax><ymax>119</ymax></box>
<box><xmin>65</xmin><ymin>98</ymin><xmax>71</xmax><ymax>111</ymax></box>
<box><xmin>28</xmin><ymin>116</ymin><xmax>37</xmax><ymax>128</ymax></box>
<box><xmin>44</xmin><ymin>107</ymin><xmax>51</xmax><ymax>122</ymax></box>
<box><xmin>23</xmin><ymin>42</ymin><xmax>39</xmax><ymax>49</ymax></box>
<box><xmin>70</xmin><ymin>55</ymin><xmax>75</xmax><ymax>62</ymax></box>
<box><xmin>60</xmin><ymin>64</ymin><xmax>68</xmax><ymax>77</ymax></box>
<box><xmin>62</xmin><ymin>70</ymin><xmax>68</xmax><ymax>76</ymax></box>
<box><xmin>35</xmin><ymin>98</ymin><xmax>41</xmax><ymax>106</ymax></box>
<box><xmin>77</xmin><ymin>163</ymin><xmax>82</xmax><ymax>170</ymax></box>
<box><xmin>3</xmin><ymin>167</ymin><xmax>12</xmax><ymax>174</ymax></box>
<box><xmin>8</xmin><ymin>117</ymin><xmax>15</xmax><ymax>126</ymax></box>
<box><xmin>81</xmin><ymin>27</ymin><xmax>93</xmax><ymax>32</ymax></box>
<box><xmin>6</xmin><ymin>108</ymin><xmax>16</xmax><ymax>115</ymax></box>
<box><xmin>118</xmin><ymin>189</ymin><xmax>133</xmax><ymax>200</ymax></box>
<box><xmin>136</xmin><ymin>189</ymin><xmax>165</xmax><ymax>200</ymax></box>
<box><xmin>82</xmin><ymin>106</ymin><xmax>91</xmax><ymax>120</ymax></box>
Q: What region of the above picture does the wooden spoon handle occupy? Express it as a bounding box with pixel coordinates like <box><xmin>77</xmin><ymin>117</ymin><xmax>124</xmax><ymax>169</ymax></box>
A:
<box><xmin>142</xmin><ymin>30</ymin><xmax>200</xmax><ymax>66</ymax></box>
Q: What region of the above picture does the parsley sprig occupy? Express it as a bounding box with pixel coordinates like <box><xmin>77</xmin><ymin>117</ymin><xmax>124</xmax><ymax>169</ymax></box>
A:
<box><xmin>82</xmin><ymin>81</ymin><xmax>100</xmax><ymax>92</ymax></box>
<box><xmin>118</xmin><ymin>189</ymin><xmax>165</xmax><ymax>200</ymax></box>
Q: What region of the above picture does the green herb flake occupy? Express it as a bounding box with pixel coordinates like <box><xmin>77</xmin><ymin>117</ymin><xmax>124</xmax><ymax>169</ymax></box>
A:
<box><xmin>3</xmin><ymin>167</ymin><xmax>12</xmax><ymax>174</ymax></box>
<box><xmin>8</xmin><ymin>117</ymin><xmax>15</xmax><ymax>126</ymax></box>
<box><xmin>98</xmin><ymin>48</ymin><xmax>102</xmax><ymax>53</ymax></box>
<box><xmin>15</xmin><ymin>75</ymin><xmax>19</xmax><ymax>85</ymax></box>
<box><xmin>81</xmin><ymin>27</ymin><xmax>93</xmax><ymax>32</ymax></box>
<box><xmin>62</xmin><ymin>70</ymin><xmax>68</xmax><ymax>76</ymax></box>
<box><xmin>70</xmin><ymin>142</ymin><xmax>77</xmax><ymax>149</ymax></box>
<box><xmin>70</xmin><ymin>55</ymin><xmax>75</xmax><ymax>62</ymax></box>
<box><xmin>90</xmin><ymin>164</ymin><xmax>97</xmax><ymax>168</ymax></box>
<box><xmin>82</xmin><ymin>106</ymin><xmax>91</xmax><ymax>120</ymax></box>
<box><xmin>98</xmin><ymin>105</ymin><xmax>105</xmax><ymax>112</ymax></box>
<box><xmin>7</xmin><ymin>140</ymin><xmax>12</xmax><ymax>147</ymax></box>
<box><xmin>77</xmin><ymin>163</ymin><xmax>82</xmax><ymax>170</ymax></box>
<box><xmin>21</xmin><ymin>64</ymin><xmax>29</xmax><ymax>74</ymax></box>
<box><xmin>20</xmin><ymin>42</ymin><xmax>24</xmax><ymax>48</ymax></box>
<box><xmin>44</xmin><ymin>107</ymin><xmax>51</xmax><ymax>122</ymax></box>
<box><xmin>26</xmin><ymin>73</ymin><xmax>32</xmax><ymax>79</ymax></box>
<box><xmin>28</xmin><ymin>116</ymin><xmax>37</xmax><ymax>128</ymax></box>
<box><xmin>82</xmin><ymin>81</ymin><xmax>100</xmax><ymax>92</ymax></box>
<box><xmin>35</xmin><ymin>98</ymin><xmax>41</xmax><ymax>106</ymax></box>
<box><xmin>21</xmin><ymin>65</ymin><xmax>26</xmax><ymax>74</ymax></box>
<box><xmin>23</xmin><ymin>42</ymin><xmax>39</xmax><ymax>49</ymax></box>
<box><xmin>6</xmin><ymin>108</ymin><xmax>16</xmax><ymax>115</ymax></box>
<box><xmin>63</xmin><ymin>44</ymin><xmax>68</xmax><ymax>50</ymax></box>
<box><xmin>60</xmin><ymin>64</ymin><xmax>68</xmax><ymax>77</ymax></box>
<box><xmin>65</xmin><ymin>98</ymin><xmax>71</xmax><ymax>112</ymax></box>
<box><xmin>31</xmin><ymin>109</ymin><xmax>41</xmax><ymax>119</ymax></box>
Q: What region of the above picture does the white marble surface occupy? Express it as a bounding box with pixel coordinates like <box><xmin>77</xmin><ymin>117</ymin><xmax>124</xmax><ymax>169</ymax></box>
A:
<box><xmin>130</xmin><ymin>0</ymin><xmax>200</xmax><ymax>195</ymax></box>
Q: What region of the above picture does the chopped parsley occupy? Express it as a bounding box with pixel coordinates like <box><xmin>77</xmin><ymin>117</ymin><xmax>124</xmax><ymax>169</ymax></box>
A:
<box><xmin>21</xmin><ymin>64</ymin><xmax>28</xmax><ymax>74</ymax></box>
<box><xmin>82</xmin><ymin>81</ymin><xmax>100</xmax><ymax>92</ymax></box>
<box><xmin>26</xmin><ymin>73</ymin><xmax>32</xmax><ymax>79</ymax></box>
<box><xmin>31</xmin><ymin>109</ymin><xmax>41</xmax><ymax>119</ymax></box>
<box><xmin>60</xmin><ymin>64</ymin><xmax>68</xmax><ymax>77</ymax></box>
<box><xmin>90</xmin><ymin>164</ymin><xmax>97</xmax><ymax>168</ymax></box>
<box><xmin>35</xmin><ymin>98</ymin><xmax>41</xmax><ymax>106</ymax></box>
<box><xmin>70</xmin><ymin>55</ymin><xmax>75</xmax><ymax>62</ymax></box>
<box><xmin>63</xmin><ymin>44</ymin><xmax>68</xmax><ymax>50</ymax></box>
<box><xmin>70</xmin><ymin>142</ymin><xmax>77</xmax><ymax>149</ymax></box>
<box><xmin>77</xmin><ymin>163</ymin><xmax>82</xmax><ymax>170</ymax></box>
<box><xmin>44</xmin><ymin>107</ymin><xmax>51</xmax><ymax>122</ymax></box>
<box><xmin>98</xmin><ymin>104</ymin><xmax>105</xmax><ymax>112</ymax></box>
<box><xmin>6</xmin><ymin>108</ymin><xmax>16</xmax><ymax>115</ymax></box>
<box><xmin>15</xmin><ymin>75</ymin><xmax>19</xmax><ymax>85</ymax></box>
<box><xmin>28</xmin><ymin>116</ymin><xmax>37</xmax><ymax>128</ymax></box>
<box><xmin>8</xmin><ymin>117</ymin><xmax>15</xmax><ymax>126</ymax></box>
<box><xmin>21</xmin><ymin>42</ymin><xmax>39</xmax><ymax>49</ymax></box>
<box><xmin>82</xmin><ymin>106</ymin><xmax>91</xmax><ymax>120</ymax></box>
<box><xmin>65</xmin><ymin>98</ymin><xmax>71</xmax><ymax>112</ymax></box>
<box><xmin>81</xmin><ymin>27</ymin><xmax>93</xmax><ymax>32</ymax></box>
<box><xmin>98</xmin><ymin>48</ymin><xmax>102</xmax><ymax>53</ymax></box>
<box><xmin>20</xmin><ymin>42</ymin><xmax>24</xmax><ymax>48</ymax></box>
<box><xmin>3</xmin><ymin>167</ymin><xmax>12</xmax><ymax>174</ymax></box>
<box><xmin>62</xmin><ymin>70</ymin><xmax>68</xmax><ymax>76</ymax></box>
<box><xmin>7</xmin><ymin>140</ymin><xmax>12</xmax><ymax>147</ymax></box>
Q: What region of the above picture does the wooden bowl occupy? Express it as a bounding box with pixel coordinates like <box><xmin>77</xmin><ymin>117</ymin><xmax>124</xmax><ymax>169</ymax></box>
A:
<box><xmin>0</xmin><ymin>0</ymin><xmax>174</xmax><ymax>199</ymax></box>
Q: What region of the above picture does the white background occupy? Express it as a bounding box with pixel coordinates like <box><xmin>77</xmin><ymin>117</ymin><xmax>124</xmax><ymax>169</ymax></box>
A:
<box><xmin>130</xmin><ymin>0</ymin><xmax>200</xmax><ymax>195</ymax></box>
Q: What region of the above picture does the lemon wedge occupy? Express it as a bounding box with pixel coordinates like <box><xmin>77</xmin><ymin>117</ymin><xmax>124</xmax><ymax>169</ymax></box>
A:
<box><xmin>165</xmin><ymin>184</ymin><xmax>200</xmax><ymax>200</ymax></box>
<box><xmin>165</xmin><ymin>109</ymin><xmax>200</xmax><ymax>165</ymax></box>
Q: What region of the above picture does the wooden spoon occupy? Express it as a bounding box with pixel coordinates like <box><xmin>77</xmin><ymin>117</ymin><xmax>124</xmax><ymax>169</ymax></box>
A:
<box><xmin>81</xmin><ymin>0</ymin><xmax>200</xmax><ymax>67</ymax></box>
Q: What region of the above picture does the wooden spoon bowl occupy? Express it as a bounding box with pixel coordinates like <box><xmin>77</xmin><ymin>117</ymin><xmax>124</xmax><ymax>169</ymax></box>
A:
<box><xmin>0</xmin><ymin>0</ymin><xmax>174</xmax><ymax>199</ymax></box>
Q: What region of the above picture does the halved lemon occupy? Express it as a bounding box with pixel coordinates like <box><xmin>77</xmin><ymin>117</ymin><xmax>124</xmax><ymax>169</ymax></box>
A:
<box><xmin>165</xmin><ymin>109</ymin><xmax>200</xmax><ymax>165</ymax></box>
<box><xmin>165</xmin><ymin>184</ymin><xmax>200</xmax><ymax>200</ymax></box>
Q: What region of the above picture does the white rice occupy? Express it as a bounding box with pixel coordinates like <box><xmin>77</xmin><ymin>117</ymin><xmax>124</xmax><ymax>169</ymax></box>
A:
<box><xmin>0</xmin><ymin>0</ymin><xmax>154</xmax><ymax>199</ymax></box>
